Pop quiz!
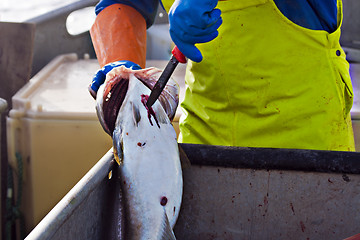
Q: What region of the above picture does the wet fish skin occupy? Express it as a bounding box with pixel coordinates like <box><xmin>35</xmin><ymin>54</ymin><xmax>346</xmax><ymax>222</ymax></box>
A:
<box><xmin>96</xmin><ymin>66</ymin><xmax>182</xmax><ymax>240</ymax></box>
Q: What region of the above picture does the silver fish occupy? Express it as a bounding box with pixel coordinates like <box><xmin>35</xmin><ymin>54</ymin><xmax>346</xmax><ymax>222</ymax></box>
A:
<box><xmin>96</xmin><ymin>66</ymin><xmax>183</xmax><ymax>240</ymax></box>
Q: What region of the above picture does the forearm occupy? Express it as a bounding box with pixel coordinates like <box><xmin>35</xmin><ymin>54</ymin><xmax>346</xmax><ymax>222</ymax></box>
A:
<box><xmin>95</xmin><ymin>0</ymin><xmax>160</xmax><ymax>28</ymax></box>
<box><xmin>90</xmin><ymin>3</ymin><xmax>147</xmax><ymax>68</ymax></box>
<box><xmin>89</xmin><ymin>1</ymin><xmax>161</xmax><ymax>96</ymax></box>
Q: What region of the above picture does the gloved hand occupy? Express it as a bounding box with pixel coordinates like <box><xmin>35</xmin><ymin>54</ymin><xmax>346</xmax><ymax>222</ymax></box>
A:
<box><xmin>168</xmin><ymin>0</ymin><xmax>222</xmax><ymax>62</ymax></box>
<box><xmin>89</xmin><ymin>60</ymin><xmax>141</xmax><ymax>99</ymax></box>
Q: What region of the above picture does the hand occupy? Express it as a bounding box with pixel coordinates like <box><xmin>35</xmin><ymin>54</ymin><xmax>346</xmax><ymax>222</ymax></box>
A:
<box><xmin>89</xmin><ymin>60</ymin><xmax>141</xmax><ymax>99</ymax></box>
<box><xmin>168</xmin><ymin>0</ymin><xmax>222</xmax><ymax>62</ymax></box>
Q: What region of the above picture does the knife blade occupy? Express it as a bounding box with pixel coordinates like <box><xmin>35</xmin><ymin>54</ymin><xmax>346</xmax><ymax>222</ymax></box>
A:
<box><xmin>146</xmin><ymin>46</ymin><xmax>186</xmax><ymax>108</ymax></box>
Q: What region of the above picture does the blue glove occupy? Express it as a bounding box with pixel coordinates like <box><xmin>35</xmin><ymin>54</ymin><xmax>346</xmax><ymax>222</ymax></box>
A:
<box><xmin>168</xmin><ymin>0</ymin><xmax>222</xmax><ymax>62</ymax></box>
<box><xmin>89</xmin><ymin>60</ymin><xmax>141</xmax><ymax>99</ymax></box>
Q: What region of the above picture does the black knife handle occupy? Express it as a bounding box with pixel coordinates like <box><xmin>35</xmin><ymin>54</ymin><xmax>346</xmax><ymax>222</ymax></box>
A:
<box><xmin>146</xmin><ymin>55</ymin><xmax>179</xmax><ymax>108</ymax></box>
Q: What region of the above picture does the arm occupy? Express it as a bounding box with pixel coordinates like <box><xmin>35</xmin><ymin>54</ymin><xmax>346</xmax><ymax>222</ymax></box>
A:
<box><xmin>89</xmin><ymin>1</ymin><xmax>159</xmax><ymax>98</ymax></box>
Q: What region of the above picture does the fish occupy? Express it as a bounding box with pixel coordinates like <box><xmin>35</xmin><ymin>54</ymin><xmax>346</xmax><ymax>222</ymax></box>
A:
<box><xmin>95</xmin><ymin>65</ymin><xmax>183</xmax><ymax>240</ymax></box>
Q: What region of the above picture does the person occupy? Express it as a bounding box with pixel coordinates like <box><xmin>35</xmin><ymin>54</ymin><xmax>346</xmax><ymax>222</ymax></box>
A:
<box><xmin>89</xmin><ymin>0</ymin><xmax>355</xmax><ymax>151</ymax></box>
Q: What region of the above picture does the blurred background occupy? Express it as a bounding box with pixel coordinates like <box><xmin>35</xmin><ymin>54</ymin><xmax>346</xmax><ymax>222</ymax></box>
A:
<box><xmin>0</xmin><ymin>0</ymin><xmax>83</xmax><ymax>22</ymax></box>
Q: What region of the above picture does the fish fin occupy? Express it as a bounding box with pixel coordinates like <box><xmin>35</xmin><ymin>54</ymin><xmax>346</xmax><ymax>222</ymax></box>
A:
<box><xmin>131</xmin><ymin>102</ymin><xmax>141</xmax><ymax>126</ymax></box>
<box><xmin>160</xmin><ymin>211</ymin><xmax>176</xmax><ymax>240</ymax></box>
<box><xmin>179</xmin><ymin>144</ymin><xmax>191</xmax><ymax>169</ymax></box>
<box><xmin>154</xmin><ymin>104</ymin><xmax>170</xmax><ymax>124</ymax></box>
<box><xmin>112</xmin><ymin>127</ymin><xmax>124</xmax><ymax>165</ymax></box>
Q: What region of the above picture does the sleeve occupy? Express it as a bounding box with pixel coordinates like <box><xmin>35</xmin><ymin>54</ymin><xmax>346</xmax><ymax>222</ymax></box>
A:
<box><xmin>274</xmin><ymin>0</ymin><xmax>338</xmax><ymax>33</ymax></box>
<box><xmin>95</xmin><ymin>0</ymin><xmax>160</xmax><ymax>28</ymax></box>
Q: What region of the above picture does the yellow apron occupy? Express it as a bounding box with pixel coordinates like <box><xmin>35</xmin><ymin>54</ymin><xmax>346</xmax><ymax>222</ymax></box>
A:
<box><xmin>162</xmin><ymin>0</ymin><xmax>355</xmax><ymax>151</ymax></box>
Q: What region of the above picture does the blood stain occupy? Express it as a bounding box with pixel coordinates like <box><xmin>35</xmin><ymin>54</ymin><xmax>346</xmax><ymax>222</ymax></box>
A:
<box><xmin>290</xmin><ymin>202</ymin><xmax>295</xmax><ymax>214</ymax></box>
<box><xmin>300</xmin><ymin>221</ymin><xmax>306</xmax><ymax>232</ymax></box>
<box><xmin>160</xmin><ymin>196</ymin><xmax>168</xmax><ymax>206</ymax></box>
<box><xmin>141</xmin><ymin>94</ymin><xmax>160</xmax><ymax>128</ymax></box>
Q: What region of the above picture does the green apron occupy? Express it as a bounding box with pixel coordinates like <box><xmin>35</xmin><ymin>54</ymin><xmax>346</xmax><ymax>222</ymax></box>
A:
<box><xmin>162</xmin><ymin>0</ymin><xmax>355</xmax><ymax>151</ymax></box>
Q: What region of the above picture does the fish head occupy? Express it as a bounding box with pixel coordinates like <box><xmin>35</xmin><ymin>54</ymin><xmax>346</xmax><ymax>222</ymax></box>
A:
<box><xmin>95</xmin><ymin>66</ymin><xmax>180</xmax><ymax>135</ymax></box>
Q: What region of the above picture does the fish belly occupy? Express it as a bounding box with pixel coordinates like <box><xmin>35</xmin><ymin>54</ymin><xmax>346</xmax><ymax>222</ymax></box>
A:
<box><xmin>114</xmin><ymin>74</ymin><xmax>182</xmax><ymax>239</ymax></box>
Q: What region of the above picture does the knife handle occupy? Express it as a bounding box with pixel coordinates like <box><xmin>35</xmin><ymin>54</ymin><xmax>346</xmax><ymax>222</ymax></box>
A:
<box><xmin>172</xmin><ymin>46</ymin><xmax>187</xmax><ymax>64</ymax></box>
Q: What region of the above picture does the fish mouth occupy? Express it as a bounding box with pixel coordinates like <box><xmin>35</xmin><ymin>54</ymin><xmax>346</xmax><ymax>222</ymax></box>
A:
<box><xmin>96</xmin><ymin>66</ymin><xmax>179</xmax><ymax>135</ymax></box>
<box><xmin>101</xmin><ymin>74</ymin><xmax>129</xmax><ymax>134</ymax></box>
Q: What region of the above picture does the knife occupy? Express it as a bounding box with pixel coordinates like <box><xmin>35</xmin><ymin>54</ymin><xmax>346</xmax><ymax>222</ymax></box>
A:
<box><xmin>146</xmin><ymin>46</ymin><xmax>187</xmax><ymax>108</ymax></box>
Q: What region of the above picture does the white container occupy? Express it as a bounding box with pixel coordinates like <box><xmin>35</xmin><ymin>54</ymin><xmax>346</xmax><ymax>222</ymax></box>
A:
<box><xmin>6</xmin><ymin>53</ymin><xmax>186</xmax><ymax>233</ymax></box>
